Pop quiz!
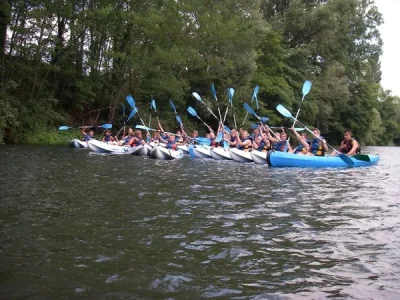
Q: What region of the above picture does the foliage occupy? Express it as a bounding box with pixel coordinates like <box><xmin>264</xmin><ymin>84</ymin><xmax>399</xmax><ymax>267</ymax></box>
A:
<box><xmin>1</xmin><ymin>0</ymin><xmax>399</xmax><ymax>145</ymax></box>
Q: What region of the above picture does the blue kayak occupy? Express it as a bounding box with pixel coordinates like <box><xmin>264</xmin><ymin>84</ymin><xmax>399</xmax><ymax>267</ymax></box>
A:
<box><xmin>267</xmin><ymin>151</ymin><xmax>379</xmax><ymax>168</ymax></box>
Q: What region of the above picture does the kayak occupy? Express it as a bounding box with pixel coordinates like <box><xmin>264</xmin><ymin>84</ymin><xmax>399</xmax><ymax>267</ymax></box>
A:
<box><xmin>149</xmin><ymin>145</ymin><xmax>184</xmax><ymax>160</ymax></box>
<box><xmin>229</xmin><ymin>148</ymin><xmax>254</xmax><ymax>163</ymax></box>
<box><xmin>70</xmin><ymin>139</ymin><xmax>88</xmax><ymax>149</ymax></box>
<box><xmin>131</xmin><ymin>144</ymin><xmax>152</xmax><ymax>156</ymax></box>
<box><xmin>88</xmin><ymin>140</ymin><xmax>135</xmax><ymax>154</ymax></box>
<box><xmin>177</xmin><ymin>145</ymin><xmax>190</xmax><ymax>154</ymax></box>
<box><xmin>210</xmin><ymin>147</ymin><xmax>232</xmax><ymax>160</ymax></box>
<box><xmin>250</xmin><ymin>150</ymin><xmax>268</xmax><ymax>164</ymax></box>
<box><xmin>193</xmin><ymin>145</ymin><xmax>213</xmax><ymax>159</ymax></box>
<box><xmin>267</xmin><ymin>151</ymin><xmax>380</xmax><ymax>168</ymax></box>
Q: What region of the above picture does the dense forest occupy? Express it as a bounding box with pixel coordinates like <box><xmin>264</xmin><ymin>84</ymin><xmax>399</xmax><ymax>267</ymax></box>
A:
<box><xmin>1</xmin><ymin>0</ymin><xmax>399</xmax><ymax>145</ymax></box>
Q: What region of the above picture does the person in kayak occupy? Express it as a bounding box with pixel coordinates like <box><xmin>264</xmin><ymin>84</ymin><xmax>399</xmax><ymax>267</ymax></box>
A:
<box><xmin>289</xmin><ymin>127</ymin><xmax>310</xmax><ymax>154</ymax></box>
<box><xmin>81</xmin><ymin>127</ymin><xmax>94</xmax><ymax>141</ymax></box>
<box><xmin>128</xmin><ymin>130</ymin><xmax>145</xmax><ymax>147</ymax></box>
<box><xmin>117</xmin><ymin>128</ymin><xmax>134</xmax><ymax>146</ymax></box>
<box><xmin>227</xmin><ymin>129</ymin><xmax>237</xmax><ymax>148</ymax></box>
<box><xmin>267</xmin><ymin>127</ymin><xmax>291</xmax><ymax>152</ymax></box>
<box><xmin>306</xmin><ymin>128</ymin><xmax>328</xmax><ymax>156</ymax></box>
<box><xmin>252</xmin><ymin>125</ymin><xmax>271</xmax><ymax>152</ymax></box>
<box><xmin>333</xmin><ymin>130</ymin><xmax>360</xmax><ymax>156</ymax></box>
<box><xmin>235</xmin><ymin>129</ymin><xmax>252</xmax><ymax>151</ymax></box>
<box><xmin>102</xmin><ymin>130</ymin><xmax>114</xmax><ymax>143</ymax></box>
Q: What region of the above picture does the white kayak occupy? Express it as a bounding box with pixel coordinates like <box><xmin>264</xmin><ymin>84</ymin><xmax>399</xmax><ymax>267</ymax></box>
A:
<box><xmin>88</xmin><ymin>140</ymin><xmax>135</xmax><ymax>154</ymax></box>
<box><xmin>131</xmin><ymin>144</ymin><xmax>152</xmax><ymax>156</ymax></box>
<box><xmin>229</xmin><ymin>148</ymin><xmax>254</xmax><ymax>163</ymax></box>
<box><xmin>149</xmin><ymin>145</ymin><xmax>183</xmax><ymax>160</ymax></box>
<box><xmin>210</xmin><ymin>147</ymin><xmax>232</xmax><ymax>160</ymax></box>
<box><xmin>70</xmin><ymin>139</ymin><xmax>89</xmax><ymax>149</ymax></box>
<box><xmin>177</xmin><ymin>145</ymin><xmax>190</xmax><ymax>154</ymax></box>
<box><xmin>193</xmin><ymin>145</ymin><xmax>213</xmax><ymax>159</ymax></box>
<box><xmin>250</xmin><ymin>150</ymin><xmax>268</xmax><ymax>164</ymax></box>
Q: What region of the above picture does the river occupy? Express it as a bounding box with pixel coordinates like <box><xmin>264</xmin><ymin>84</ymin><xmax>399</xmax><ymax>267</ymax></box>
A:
<box><xmin>0</xmin><ymin>145</ymin><xmax>399</xmax><ymax>299</ymax></box>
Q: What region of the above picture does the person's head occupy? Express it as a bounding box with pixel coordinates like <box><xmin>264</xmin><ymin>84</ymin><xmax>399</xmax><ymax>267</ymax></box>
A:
<box><xmin>280</xmin><ymin>131</ymin><xmax>287</xmax><ymax>141</ymax></box>
<box><xmin>128</xmin><ymin>128</ymin><xmax>134</xmax><ymax>135</ymax></box>
<box><xmin>135</xmin><ymin>130</ymin><xmax>142</xmax><ymax>137</ymax></box>
<box><xmin>231</xmin><ymin>129</ymin><xmax>237</xmax><ymax>137</ymax></box>
<box><xmin>205</xmin><ymin>133</ymin><xmax>210</xmax><ymax>138</ymax></box>
<box><xmin>312</xmin><ymin>128</ymin><xmax>320</xmax><ymax>137</ymax></box>
<box><xmin>191</xmin><ymin>130</ymin><xmax>198</xmax><ymax>138</ymax></box>
<box><xmin>89</xmin><ymin>130</ymin><xmax>94</xmax><ymax>136</ymax></box>
<box><xmin>105</xmin><ymin>130</ymin><xmax>111</xmax><ymax>136</ymax></box>
<box><xmin>300</xmin><ymin>132</ymin><xmax>308</xmax><ymax>141</ymax></box>
<box><xmin>153</xmin><ymin>131</ymin><xmax>160</xmax><ymax>138</ymax></box>
<box><xmin>176</xmin><ymin>129</ymin><xmax>182</xmax><ymax>135</ymax></box>
<box><xmin>241</xmin><ymin>130</ymin><xmax>249</xmax><ymax>138</ymax></box>
<box><xmin>168</xmin><ymin>134</ymin><xmax>175</xmax><ymax>142</ymax></box>
<box><xmin>344</xmin><ymin>130</ymin><xmax>352</xmax><ymax>141</ymax></box>
<box><xmin>253</xmin><ymin>128</ymin><xmax>259</xmax><ymax>135</ymax></box>
<box><xmin>275</xmin><ymin>132</ymin><xmax>281</xmax><ymax>140</ymax></box>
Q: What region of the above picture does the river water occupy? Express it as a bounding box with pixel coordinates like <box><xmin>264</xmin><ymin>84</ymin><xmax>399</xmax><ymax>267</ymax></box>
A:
<box><xmin>0</xmin><ymin>145</ymin><xmax>399</xmax><ymax>299</ymax></box>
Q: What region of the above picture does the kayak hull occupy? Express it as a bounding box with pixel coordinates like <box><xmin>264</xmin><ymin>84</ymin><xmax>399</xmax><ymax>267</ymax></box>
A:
<box><xmin>267</xmin><ymin>151</ymin><xmax>380</xmax><ymax>168</ymax></box>
<box><xmin>210</xmin><ymin>147</ymin><xmax>232</xmax><ymax>160</ymax></box>
<box><xmin>149</xmin><ymin>146</ymin><xmax>183</xmax><ymax>160</ymax></box>
<box><xmin>131</xmin><ymin>144</ymin><xmax>152</xmax><ymax>156</ymax></box>
<box><xmin>229</xmin><ymin>148</ymin><xmax>253</xmax><ymax>163</ymax></box>
<box><xmin>70</xmin><ymin>139</ymin><xmax>88</xmax><ymax>149</ymax></box>
<box><xmin>250</xmin><ymin>151</ymin><xmax>268</xmax><ymax>164</ymax></box>
<box><xmin>193</xmin><ymin>146</ymin><xmax>213</xmax><ymax>159</ymax></box>
<box><xmin>88</xmin><ymin>140</ymin><xmax>135</xmax><ymax>154</ymax></box>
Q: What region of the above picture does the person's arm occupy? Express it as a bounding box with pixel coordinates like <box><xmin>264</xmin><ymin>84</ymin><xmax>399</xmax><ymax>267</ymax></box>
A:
<box><xmin>290</xmin><ymin>127</ymin><xmax>309</xmax><ymax>149</ymax></box>
<box><xmin>266</xmin><ymin>127</ymin><xmax>279</xmax><ymax>143</ymax></box>
<box><xmin>158</xmin><ymin>120</ymin><xmax>165</xmax><ymax>133</ymax></box>
<box><xmin>207</xmin><ymin>126</ymin><xmax>216</xmax><ymax>139</ymax></box>
<box><xmin>348</xmin><ymin>139</ymin><xmax>359</xmax><ymax>155</ymax></box>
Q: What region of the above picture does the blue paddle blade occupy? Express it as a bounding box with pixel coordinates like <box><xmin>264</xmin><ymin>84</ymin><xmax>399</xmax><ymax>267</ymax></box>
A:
<box><xmin>250</xmin><ymin>123</ymin><xmax>258</xmax><ymax>129</ymax></box>
<box><xmin>192</xmin><ymin>92</ymin><xmax>203</xmax><ymax>103</ymax></box>
<box><xmin>223</xmin><ymin>140</ymin><xmax>229</xmax><ymax>150</ymax></box>
<box><xmin>215</xmin><ymin>131</ymin><xmax>223</xmax><ymax>143</ymax></box>
<box><xmin>176</xmin><ymin>115</ymin><xmax>182</xmax><ymax>125</ymax></box>
<box><xmin>151</xmin><ymin>99</ymin><xmax>157</xmax><ymax>112</ymax></box>
<box><xmin>126</xmin><ymin>95</ymin><xmax>135</xmax><ymax>108</ymax></box>
<box><xmin>227</xmin><ymin>88</ymin><xmax>234</xmax><ymax>104</ymax></box>
<box><xmin>99</xmin><ymin>124</ymin><xmax>112</xmax><ymax>129</ymax></box>
<box><xmin>276</xmin><ymin>104</ymin><xmax>293</xmax><ymax>119</ymax></box>
<box><xmin>136</xmin><ymin>125</ymin><xmax>153</xmax><ymax>131</ymax></box>
<box><xmin>187</xmin><ymin>106</ymin><xmax>197</xmax><ymax>117</ymax></box>
<box><xmin>169</xmin><ymin>100</ymin><xmax>177</xmax><ymax>113</ymax></box>
<box><xmin>252</xmin><ymin>85</ymin><xmax>259</xmax><ymax>109</ymax></box>
<box><xmin>223</xmin><ymin>125</ymin><xmax>231</xmax><ymax>135</ymax></box>
<box><xmin>195</xmin><ymin>137</ymin><xmax>211</xmax><ymax>146</ymax></box>
<box><xmin>243</xmin><ymin>103</ymin><xmax>256</xmax><ymax>116</ymax></box>
<box><xmin>211</xmin><ymin>83</ymin><xmax>217</xmax><ymax>100</ymax></box>
<box><xmin>260</xmin><ymin>116</ymin><xmax>269</xmax><ymax>123</ymax></box>
<box><xmin>339</xmin><ymin>153</ymin><xmax>354</xmax><ymax>167</ymax></box>
<box><xmin>58</xmin><ymin>126</ymin><xmax>71</xmax><ymax>130</ymax></box>
<box><xmin>127</xmin><ymin>108</ymin><xmax>137</xmax><ymax>121</ymax></box>
<box><xmin>302</xmin><ymin>80</ymin><xmax>312</xmax><ymax>97</ymax></box>
<box><xmin>188</xmin><ymin>144</ymin><xmax>196</xmax><ymax>158</ymax></box>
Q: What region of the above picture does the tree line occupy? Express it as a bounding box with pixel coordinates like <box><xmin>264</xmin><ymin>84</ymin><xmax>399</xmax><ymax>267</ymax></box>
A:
<box><xmin>1</xmin><ymin>0</ymin><xmax>399</xmax><ymax>145</ymax></box>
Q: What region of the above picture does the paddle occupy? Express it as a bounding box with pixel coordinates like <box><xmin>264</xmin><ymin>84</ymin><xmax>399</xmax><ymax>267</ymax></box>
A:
<box><xmin>276</xmin><ymin>104</ymin><xmax>354</xmax><ymax>167</ymax></box>
<box><xmin>352</xmin><ymin>154</ymin><xmax>371</xmax><ymax>162</ymax></box>
<box><xmin>169</xmin><ymin>99</ymin><xmax>184</xmax><ymax>127</ymax></box>
<box><xmin>187</xmin><ymin>106</ymin><xmax>210</xmax><ymax>128</ymax></box>
<box><xmin>127</xmin><ymin>107</ymin><xmax>137</xmax><ymax>122</ymax></box>
<box><xmin>98</xmin><ymin>124</ymin><xmax>112</xmax><ymax>129</ymax></box>
<box><xmin>228</xmin><ymin>88</ymin><xmax>237</xmax><ymax>129</ymax></box>
<box><xmin>192</xmin><ymin>92</ymin><xmax>220</xmax><ymax>121</ymax></box>
<box><xmin>223</xmin><ymin>125</ymin><xmax>231</xmax><ymax>135</ymax></box>
<box><xmin>243</xmin><ymin>103</ymin><xmax>280</xmax><ymax>139</ymax></box>
<box><xmin>126</xmin><ymin>95</ymin><xmax>135</xmax><ymax>108</ymax></box>
<box><xmin>215</xmin><ymin>131</ymin><xmax>223</xmax><ymax>143</ymax></box>
<box><xmin>59</xmin><ymin>123</ymin><xmax>112</xmax><ymax>130</ymax></box>
<box><xmin>291</xmin><ymin>80</ymin><xmax>312</xmax><ymax>128</ymax></box>
<box><xmin>58</xmin><ymin>126</ymin><xmax>72</xmax><ymax>130</ymax></box>
<box><xmin>211</xmin><ymin>83</ymin><xmax>223</xmax><ymax>121</ymax></box>
<box><xmin>242</xmin><ymin>85</ymin><xmax>260</xmax><ymax>125</ymax></box>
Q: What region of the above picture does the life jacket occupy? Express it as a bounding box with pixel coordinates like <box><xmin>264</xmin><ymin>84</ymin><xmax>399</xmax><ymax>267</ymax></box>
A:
<box><xmin>83</xmin><ymin>134</ymin><xmax>93</xmax><ymax>141</ymax></box>
<box><xmin>152</xmin><ymin>137</ymin><xmax>161</xmax><ymax>142</ymax></box>
<box><xmin>340</xmin><ymin>138</ymin><xmax>360</xmax><ymax>154</ymax></box>
<box><xmin>131</xmin><ymin>137</ymin><xmax>142</xmax><ymax>147</ymax></box>
<box><xmin>272</xmin><ymin>140</ymin><xmax>286</xmax><ymax>152</ymax></box>
<box><xmin>166</xmin><ymin>140</ymin><xmax>177</xmax><ymax>150</ymax></box>
<box><xmin>210</xmin><ymin>138</ymin><xmax>218</xmax><ymax>147</ymax></box>
<box><xmin>294</xmin><ymin>139</ymin><xmax>310</xmax><ymax>154</ymax></box>
<box><xmin>257</xmin><ymin>139</ymin><xmax>270</xmax><ymax>152</ymax></box>
<box><xmin>310</xmin><ymin>137</ymin><xmax>325</xmax><ymax>156</ymax></box>
<box><xmin>229</xmin><ymin>136</ymin><xmax>236</xmax><ymax>148</ymax></box>
<box><xmin>123</xmin><ymin>136</ymin><xmax>133</xmax><ymax>145</ymax></box>
<box><xmin>104</xmin><ymin>135</ymin><xmax>112</xmax><ymax>142</ymax></box>
<box><xmin>237</xmin><ymin>136</ymin><xmax>252</xmax><ymax>151</ymax></box>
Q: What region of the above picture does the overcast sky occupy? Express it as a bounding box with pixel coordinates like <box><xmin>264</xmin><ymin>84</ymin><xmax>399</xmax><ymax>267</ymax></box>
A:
<box><xmin>374</xmin><ymin>0</ymin><xmax>400</xmax><ymax>96</ymax></box>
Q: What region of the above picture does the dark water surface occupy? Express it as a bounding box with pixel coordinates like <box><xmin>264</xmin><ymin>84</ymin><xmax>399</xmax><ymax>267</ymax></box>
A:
<box><xmin>1</xmin><ymin>146</ymin><xmax>399</xmax><ymax>299</ymax></box>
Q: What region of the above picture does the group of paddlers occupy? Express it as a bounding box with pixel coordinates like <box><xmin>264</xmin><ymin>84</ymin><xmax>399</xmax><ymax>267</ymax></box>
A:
<box><xmin>81</xmin><ymin>119</ymin><xmax>360</xmax><ymax>157</ymax></box>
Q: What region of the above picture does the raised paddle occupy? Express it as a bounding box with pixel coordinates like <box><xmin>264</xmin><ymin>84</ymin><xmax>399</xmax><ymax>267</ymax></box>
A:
<box><xmin>276</xmin><ymin>104</ymin><xmax>354</xmax><ymax>167</ymax></box>
<box><xmin>290</xmin><ymin>80</ymin><xmax>312</xmax><ymax>128</ymax></box>
<box><xmin>126</xmin><ymin>95</ymin><xmax>135</xmax><ymax>108</ymax></box>
<box><xmin>211</xmin><ymin>83</ymin><xmax>223</xmax><ymax>121</ymax></box>
<box><xmin>242</xmin><ymin>85</ymin><xmax>260</xmax><ymax>125</ymax></box>
<box><xmin>187</xmin><ymin>106</ymin><xmax>211</xmax><ymax>128</ymax></box>
<box><xmin>169</xmin><ymin>99</ymin><xmax>184</xmax><ymax>127</ymax></box>
<box><xmin>192</xmin><ymin>92</ymin><xmax>220</xmax><ymax>121</ymax></box>
<box><xmin>243</xmin><ymin>103</ymin><xmax>280</xmax><ymax>140</ymax></box>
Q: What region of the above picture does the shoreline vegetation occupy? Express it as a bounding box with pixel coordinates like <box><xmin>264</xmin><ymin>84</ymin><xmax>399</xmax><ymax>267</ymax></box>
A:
<box><xmin>1</xmin><ymin>0</ymin><xmax>399</xmax><ymax>146</ymax></box>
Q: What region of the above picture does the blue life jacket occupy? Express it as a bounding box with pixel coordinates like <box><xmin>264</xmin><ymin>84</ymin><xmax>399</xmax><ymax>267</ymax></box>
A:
<box><xmin>83</xmin><ymin>134</ymin><xmax>93</xmax><ymax>141</ymax></box>
<box><xmin>237</xmin><ymin>136</ymin><xmax>252</xmax><ymax>151</ymax></box>
<box><xmin>104</xmin><ymin>135</ymin><xmax>112</xmax><ymax>142</ymax></box>
<box><xmin>272</xmin><ymin>140</ymin><xmax>286</xmax><ymax>152</ymax></box>
<box><xmin>132</xmin><ymin>137</ymin><xmax>142</xmax><ymax>147</ymax></box>
<box><xmin>124</xmin><ymin>136</ymin><xmax>133</xmax><ymax>144</ymax></box>
<box><xmin>310</xmin><ymin>136</ymin><xmax>325</xmax><ymax>156</ymax></box>
<box><xmin>166</xmin><ymin>140</ymin><xmax>177</xmax><ymax>149</ymax></box>
<box><xmin>294</xmin><ymin>139</ymin><xmax>310</xmax><ymax>154</ymax></box>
